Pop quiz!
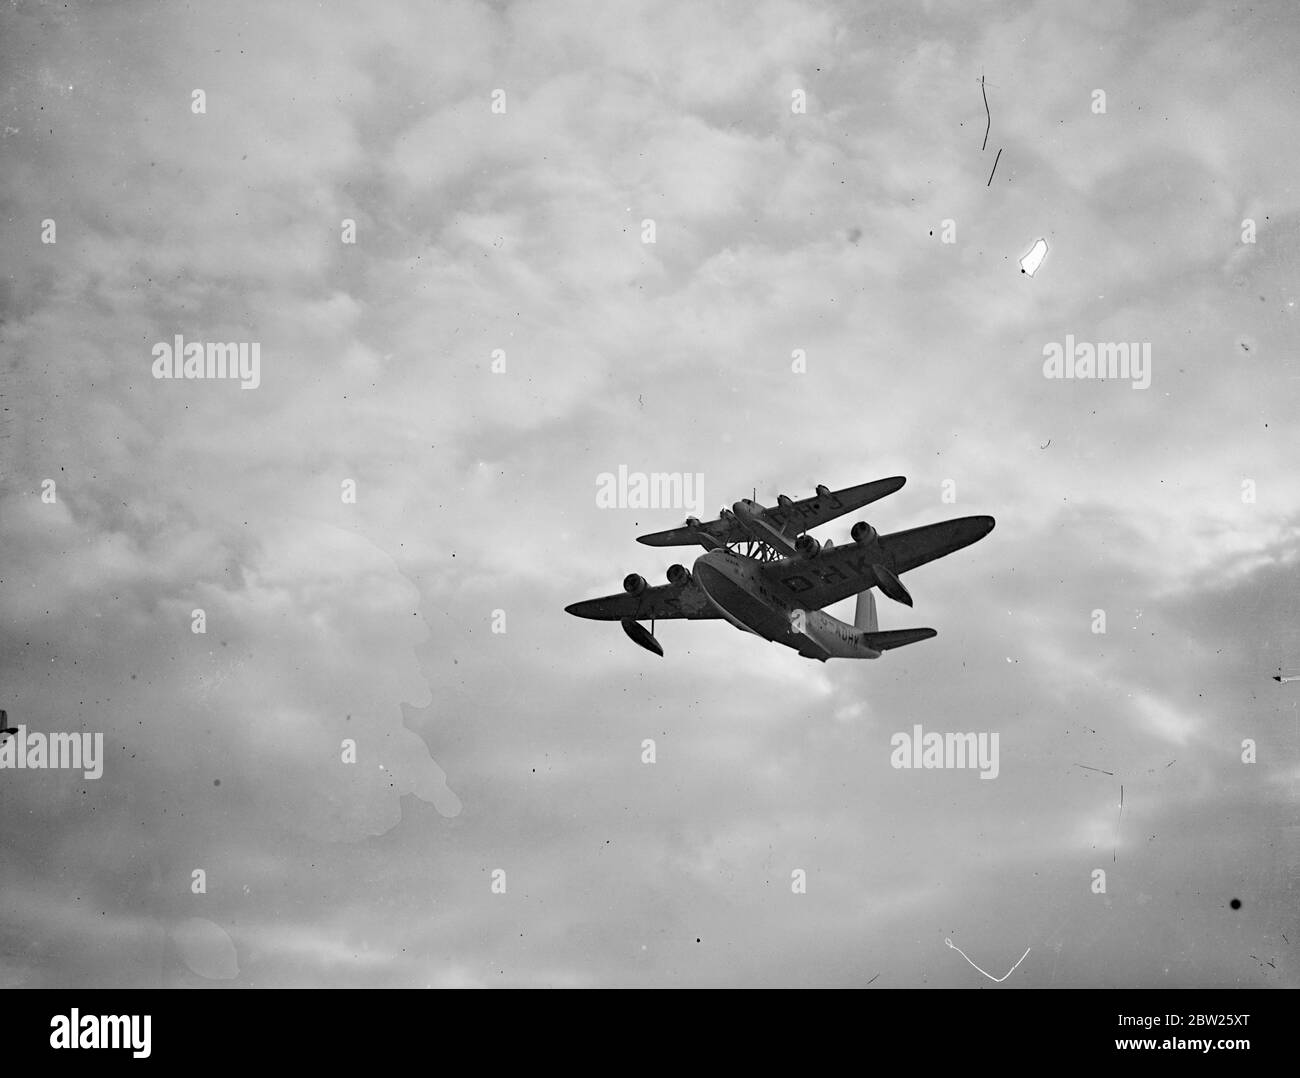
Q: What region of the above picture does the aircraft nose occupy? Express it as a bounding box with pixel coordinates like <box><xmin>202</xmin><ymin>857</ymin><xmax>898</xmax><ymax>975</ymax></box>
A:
<box><xmin>693</xmin><ymin>549</ymin><xmax>729</xmax><ymax>572</ymax></box>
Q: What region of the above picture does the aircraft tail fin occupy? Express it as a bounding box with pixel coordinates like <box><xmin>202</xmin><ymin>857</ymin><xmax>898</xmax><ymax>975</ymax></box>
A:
<box><xmin>854</xmin><ymin>589</ymin><xmax>878</xmax><ymax>632</ymax></box>
<box><xmin>861</xmin><ymin>627</ymin><xmax>937</xmax><ymax>651</ymax></box>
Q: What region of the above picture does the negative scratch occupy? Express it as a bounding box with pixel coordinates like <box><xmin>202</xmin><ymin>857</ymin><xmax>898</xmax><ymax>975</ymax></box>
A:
<box><xmin>981</xmin><ymin>74</ymin><xmax>991</xmax><ymax>151</ymax></box>
<box><xmin>946</xmin><ymin>937</ymin><xmax>1031</xmax><ymax>983</ymax></box>
<box><xmin>866</xmin><ymin>972</ymin><xmax>880</xmax><ymax>985</ymax></box>
<box><xmin>1074</xmin><ymin>763</ymin><xmax>1114</xmax><ymax>776</ymax></box>
<box><xmin>986</xmin><ymin>147</ymin><xmax>1002</xmax><ymax>187</ymax></box>
<box><xmin>1113</xmin><ymin>783</ymin><xmax>1124</xmax><ymax>862</ymax></box>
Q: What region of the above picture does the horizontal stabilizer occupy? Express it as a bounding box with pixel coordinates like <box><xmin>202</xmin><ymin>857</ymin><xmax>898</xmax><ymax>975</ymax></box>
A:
<box><xmin>861</xmin><ymin>627</ymin><xmax>936</xmax><ymax>651</ymax></box>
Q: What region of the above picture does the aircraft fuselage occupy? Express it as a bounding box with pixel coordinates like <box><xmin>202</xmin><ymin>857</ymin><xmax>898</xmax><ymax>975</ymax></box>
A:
<box><xmin>692</xmin><ymin>549</ymin><xmax>883</xmax><ymax>660</ymax></box>
<box><xmin>731</xmin><ymin>500</ymin><xmax>800</xmax><ymax>556</ymax></box>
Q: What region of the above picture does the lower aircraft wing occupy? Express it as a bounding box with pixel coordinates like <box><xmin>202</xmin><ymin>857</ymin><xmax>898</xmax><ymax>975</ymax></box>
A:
<box><xmin>564</xmin><ymin>580</ymin><xmax>721</xmax><ymax>622</ymax></box>
<box><xmin>762</xmin><ymin>515</ymin><xmax>995</xmax><ymax>611</ymax></box>
<box><xmin>877</xmin><ymin>516</ymin><xmax>997</xmax><ymax>575</ymax></box>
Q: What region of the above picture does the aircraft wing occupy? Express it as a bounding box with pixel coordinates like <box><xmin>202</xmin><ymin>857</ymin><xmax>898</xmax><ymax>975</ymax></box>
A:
<box><xmin>565</xmin><ymin>580</ymin><xmax>721</xmax><ymax>621</ymax></box>
<box><xmin>761</xmin><ymin>476</ymin><xmax>907</xmax><ymax>537</ymax></box>
<box><xmin>636</xmin><ymin>476</ymin><xmax>907</xmax><ymax>549</ymax></box>
<box><xmin>762</xmin><ymin>515</ymin><xmax>995</xmax><ymax>610</ymax></box>
<box><xmin>635</xmin><ymin>518</ymin><xmax>733</xmax><ymax>550</ymax></box>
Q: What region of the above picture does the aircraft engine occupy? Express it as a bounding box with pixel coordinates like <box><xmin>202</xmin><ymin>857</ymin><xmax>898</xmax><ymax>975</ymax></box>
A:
<box><xmin>623</xmin><ymin>573</ymin><xmax>648</xmax><ymax>596</ymax></box>
<box><xmin>684</xmin><ymin>516</ymin><xmax>702</xmax><ymax>529</ymax></box>
<box><xmin>667</xmin><ymin>563</ymin><xmax>691</xmax><ymax>586</ymax></box>
<box><xmin>815</xmin><ymin>484</ymin><xmax>831</xmax><ymax>499</ymax></box>
<box><xmin>851</xmin><ymin>521</ymin><xmax>878</xmax><ymax>545</ymax></box>
<box><xmin>777</xmin><ymin>494</ymin><xmax>794</xmax><ymax>509</ymax></box>
<box><xmin>795</xmin><ymin>534</ymin><xmax>822</xmax><ymax>558</ymax></box>
<box><xmin>719</xmin><ymin>507</ymin><xmax>736</xmax><ymax>523</ymax></box>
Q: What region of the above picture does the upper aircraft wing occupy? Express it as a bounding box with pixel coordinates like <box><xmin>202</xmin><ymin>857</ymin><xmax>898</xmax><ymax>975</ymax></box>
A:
<box><xmin>635</xmin><ymin>518</ymin><xmax>733</xmax><ymax>551</ymax></box>
<box><xmin>760</xmin><ymin>477</ymin><xmax>908</xmax><ymax>536</ymax></box>
<box><xmin>760</xmin><ymin>515</ymin><xmax>995</xmax><ymax>611</ymax></box>
<box><xmin>565</xmin><ymin>580</ymin><xmax>721</xmax><ymax>622</ymax></box>
<box><xmin>637</xmin><ymin>476</ymin><xmax>907</xmax><ymax>549</ymax></box>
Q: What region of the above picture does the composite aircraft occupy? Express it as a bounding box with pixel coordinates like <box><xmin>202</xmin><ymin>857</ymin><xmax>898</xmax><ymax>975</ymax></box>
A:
<box><xmin>565</xmin><ymin>477</ymin><xmax>995</xmax><ymax>661</ymax></box>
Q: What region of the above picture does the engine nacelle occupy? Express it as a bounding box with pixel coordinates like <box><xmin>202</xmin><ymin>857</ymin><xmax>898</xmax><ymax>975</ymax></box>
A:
<box><xmin>684</xmin><ymin>516</ymin><xmax>702</xmax><ymax>529</ymax></box>
<box><xmin>815</xmin><ymin>484</ymin><xmax>831</xmax><ymax>499</ymax></box>
<box><xmin>851</xmin><ymin>521</ymin><xmax>878</xmax><ymax>546</ymax></box>
<box><xmin>667</xmin><ymin>563</ymin><xmax>691</xmax><ymax>586</ymax></box>
<box><xmin>719</xmin><ymin>507</ymin><xmax>736</xmax><ymax>524</ymax></box>
<box><xmin>795</xmin><ymin>534</ymin><xmax>822</xmax><ymax>558</ymax></box>
<box><xmin>623</xmin><ymin>573</ymin><xmax>648</xmax><ymax>596</ymax></box>
<box><xmin>777</xmin><ymin>494</ymin><xmax>794</xmax><ymax>509</ymax></box>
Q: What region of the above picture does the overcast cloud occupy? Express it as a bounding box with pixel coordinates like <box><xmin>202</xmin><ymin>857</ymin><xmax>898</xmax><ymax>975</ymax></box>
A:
<box><xmin>1</xmin><ymin>0</ymin><xmax>1296</xmax><ymax>987</ymax></box>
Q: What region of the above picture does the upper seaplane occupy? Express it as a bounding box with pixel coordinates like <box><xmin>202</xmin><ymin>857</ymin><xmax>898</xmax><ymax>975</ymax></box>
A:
<box><xmin>565</xmin><ymin>477</ymin><xmax>994</xmax><ymax>661</ymax></box>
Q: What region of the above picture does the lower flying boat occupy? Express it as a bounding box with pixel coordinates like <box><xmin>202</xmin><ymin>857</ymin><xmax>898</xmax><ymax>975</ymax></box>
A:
<box><xmin>565</xmin><ymin>477</ymin><xmax>995</xmax><ymax>661</ymax></box>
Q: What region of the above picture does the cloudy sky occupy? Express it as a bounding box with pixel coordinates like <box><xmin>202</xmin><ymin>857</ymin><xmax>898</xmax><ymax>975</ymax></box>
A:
<box><xmin>1</xmin><ymin>0</ymin><xmax>1296</xmax><ymax>987</ymax></box>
